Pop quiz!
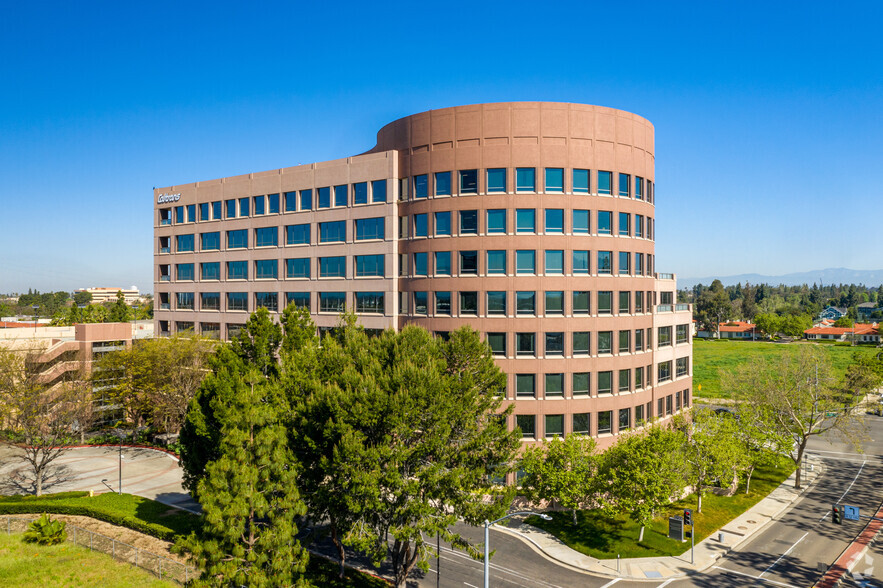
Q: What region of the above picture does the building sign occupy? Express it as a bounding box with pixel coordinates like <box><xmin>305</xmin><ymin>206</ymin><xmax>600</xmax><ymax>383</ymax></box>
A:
<box><xmin>156</xmin><ymin>193</ymin><xmax>181</xmax><ymax>204</ymax></box>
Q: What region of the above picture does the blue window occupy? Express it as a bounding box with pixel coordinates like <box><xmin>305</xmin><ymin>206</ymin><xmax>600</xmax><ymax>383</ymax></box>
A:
<box><xmin>414</xmin><ymin>292</ymin><xmax>428</xmax><ymax>315</ymax></box>
<box><xmin>319</xmin><ymin>292</ymin><xmax>345</xmax><ymax>313</ymax></box>
<box><xmin>255</xmin><ymin>227</ymin><xmax>278</xmax><ymax>247</ymax></box>
<box><xmin>255</xmin><ymin>292</ymin><xmax>278</xmax><ymax>312</ymax></box>
<box><xmin>355</xmin><ymin>254</ymin><xmax>385</xmax><ymax>277</ymax></box>
<box><xmin>635</xmin><ymin>214</ymin><xmax>644</xmax><ymax>238</ymax></box>
<box><xmin>414</xmin><ymin>175</ymin><xmax>428</xmax><ymax>199</ymax></box>
<box><xmin>208</xmin><ymin>200</ymin><xmax>220</xmax><ymax>220</ymax></box>
<box><xmin>516</xmin><ymin>168</ymin><xmax>536</xmax><ymax>192</ymax></box>
<box><xmin>459</xmin><ymin>210</ymin><xmax>478</xmax><ymax>234</ymax></box>
<box><xmin>618</xmin><ymin>173</ymin><xmax>630</xmax><ymax>197</ymax></box>
<box><xmin>487</xmin><ymin>250</ymin><xmax>506</xmax><ymax>274</ymax></box>
<box><xmin>253</xmin><ymin>195</ymin><xmax>265</xmax><ymax>215</ymax></box>
<box><xmin>598</xmin><ymin>211</ymin><xmax>612</xmax><ymax>235</ymax></box>
<box><xmin>201</xmin><ymin>262</ymin><xmax>220</xmax><ymax>281</ymax></box>
<box><xmin>459</xmin><ymin>250</ymin><xmax>478</xmax><ymax>274</ymax></box>
<box><xmin>435</xmin><ymin>251</ymin><xmax>451</xmax><ymax>275</ymax></box>
<box><xmin>516</xmin><ymin>250</ymin><xmax>536</xmax><ymax>274</ymax></box>
<box><xmin>598</xmin><ymin>171</ymin><xmax>612</xmax><ymax>195</ymax></box>
<box><xmin>227</xmin><ymin>292</ymin><xmax>248</xmax><ymax>311</ymax></box>
<box><xmin>175</xmin><ymin>206</ymin><xmax>184</xmax><ymax>224</ymax></box>
<box><xmin>334</xmin><ymin>184</ymin><xmax>348</xmax><ymax>207</ymax></box>
<box><xmin>355</xmin><ymin>217</ymin><xmax>385</xmax><ymax>240</ymax></box>
<box><xmin>573</xmin><ymin>169</ymin><xmax>590</xmax><ymax>194</ymax></box>
<box><xmin>286</xmin><ymin>292</ymin><xmax>310</xmax><ymax>310</ymax></box>
<box><xmin>619</xmin><ymin>212</ymin><xmax>630</xmax><ymax>236</ymax></box>
<box><xmin>414</xmin><ymin>213</ymin><xmax>428</xmax><ymax>237</ymax></box>
<box><xmin>545</xmin><ymin>292</ymin><xmax>564</xmax><ymax>315</ymax></box>
<box><xmin>319</xmin><ymin>221</ymin><xmax>346</xmax><ymax>243</ymax></box>
<box><xmin>300</xmin><ymin>189</ymin><xmax>313</xmax><ymax>211</ymax></box>
<box><xmin>227</xmin><ymin>229</ymin><xmax>248</xmax><ymax>249</ymax></box>
<box><xmin>372</xmin><ymin>179</ymin><xmax>387</xmax><ymax>203</ymax></box>
<box><xmin>414</xmin><ymin>252</ymin><xmax>428</xmax><ymax>276</ymax></box>
<box><xmin>516</xmin><ymin>292</ymin><xmax>536</xmax><ymax>315</ymax></box>
<box><xmin>635</xmin><ymin>177</ymin><xmax>644</xmax><ymax>200</ymax></box>
<box><xmin>487</xmin><ymin>168</ymin><xmax>506</xmax><ymax>193</ymax></box>
<box><xmin>545</xmin><ymin>250</ymin><xmax>564</xmax><ymax>274</ymax></box>
<box><xmin>199</xmin><ymin>203</ymin><xmax>210</xmax><ymax>221</ymax></box>
<box><xmin>286</xmin><ymin>258</ymin><xmax>310</xmax><ymax>279</ymax></box>
<box><xmin>286</xmin><ymin>224</ymin><xmax>310</xmax><ymax>245</ymax></box>
<box><xmin>268</xmin><ymin>193</ymin><xmax>280</xmax><ymax>214</ymax></box>
<box><xmin>176</xmin><ymin>263</ymin><xmax>194</xmax><ymax>281</ymax></box>
<box><xmin>435</xmin><ymin>292</ymin><xmax>452</xmax><ymax>315</ymax></box>
<box><xmin>238</xmin><ymin>197</ymin><xmax>250</xmax><ymax>217</ymax></box>
<box><xmin>544</xmin><ymin>168</ymin><xmax>564</xmax><ymax>192</ymax></box>
<box><xmin>227</xmin><ymin>260</ymin><xmax>248</xmax><ymax>280</ymax></box>
<box><xmin>598</xmin><ymin>251</ymin><xmax>612</xmax><ymax>274</ymax></box>
<box><xmin>317</xmin><ymin>187</ymin><xmax>331</xmax><ymax>209</ymax></box>
<box><xmin>353</xmin><ymin>182</ymin><xmax>368</xmax><ymax>205</ymax></box>
<box><xmin>459</xmin><ymin>170</ymin><xmax>478</xmax><ymax>194</ymax></box>
<box><xmin>545</xmin><ymin>209</ymin><xmax>564</xmax><ymax>233</ymax></box>
<box><xmin>284</xmin><ymin>191</ymin><xmax>297</xmax><ymax>212</ymax></box>
<box><xmin>516</xmin><ymin>209</ymin><xmax>536</xmax><ymax>233</ymax></box>
<box><xmin>225</xmin><ymin>199</ymin><xmax>236</xmax><ymax>218</ymax></box>
<box><xmin>434</xmin><ymin>211</ymin><xmax>451</xmax><ymax>236</ymax></box>
<box><xmin>176</xmin><ymin>292</ymin><xmax>194</xmax><ymax>310</ymax></box>
<box><xmin>487</xmin><ymin>291</ymin><xmax>507</xmax><ymax>315</ymax></box>
<box><xmin>435</xmin><ymin>171</ymin><xmax>451</xmax><ymax>196</ymax></box>
<box><xmin>573</xmin><ymin>210</ymin><xmax>589</xmax><ymax>234</ymax></box>
<box><xmin>619</xmin><ymin>252</ymin><xmax>631</xmax><ymax>275</ymax></box>
<box><xmin>176</xmin><ymin>234</ymin><xmax>194</xmax><ymax>252</ymax></box>
<box><xmin>487</xmin><ymin>209</ymin><xmax>506</xmax><ymax>234</ymax></box>
<box><xmin>355</xmin><ymin>292</ymin><xmax>385</xmax><ymax>314</ymax></box>
<box><xmin>573</xmin><ymin>250</ymin><xmax>589</xmax><ymax>274</ymax></box>
<box><xmin>255</xmin><ymin>259</ymin><xmax>278</xmax><ymax>279</ymax></box>
<box><xmin>201</xmin><ymin>292</ymin><xmax>220</xmax><ymax>311</ymax></box>
<box><xmin>319</xmin><ymin>256</ymin><xmax>346</xmax><ymax>278</ymax></box>
<box><xmin>186</xmin><ymin>204</ymin><xmax>196</xmax><ymax>222</ymax></box>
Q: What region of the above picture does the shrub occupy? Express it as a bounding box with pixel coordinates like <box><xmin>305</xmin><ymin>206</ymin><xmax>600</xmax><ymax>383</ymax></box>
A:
<box><xmin>23</xmin><ymin>514</ymin><xmax>67</xmax><ymax>545</ymax></box>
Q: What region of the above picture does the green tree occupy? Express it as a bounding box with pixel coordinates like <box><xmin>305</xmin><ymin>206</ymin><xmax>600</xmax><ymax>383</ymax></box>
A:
<box><xmin>753</xmin><ymin>313</ymin><xmax>781</xmax><ymax>338</ymax></box>
<box><xmin>231</xmin><ymin>307</ymin><xmax>281</xmax><ymax>378</ymax></box>
<box><xmin>731</xmin><ymin>403</ymin><xmax>789</xmax><ymax>494</ymax></box>
<box><xmin>176</xmin><ymin>371</ymin><xmax>308</xmax><ymax>587</ymax></box>
<box><xmin>725</xmin><ymin>346</ymin><xmax>876</xmax><ymax>488</ymax></box>
<box><xmin>599</xmin><ymin>424</ymin><xmax>688</xmax><ymax>541</ymax></box>
<box><xmin>107</xmin><ymin>291</ymin><xmax>132</xmax><ymax>322</ymax></box>
<box><xmin>695</xmin><ymin>280</ymin><xmax>731</xmax><ymax>336</ymax></box>
<box><xmin>519</xmin><ymin>433</ymin><xmax>599</xmax><ymax>525</ymax></box>
<box><xmin>834</xmin><ymin>317</ymin><xmax>855</xmax><ymax>328</ymax></box>
<box><xmin>674</xmin><ymin>409</ymin><xmax>743</xmax><ymax>512</ymax></box>
<box><xmin>72</xmin><ymin>291</ymin><xmax>92</xmax><ymax>306</ymax></box>
<box><xmin>292</xmin><ymin>323</ymin><xmax>519</xmax><ymax>587</ymax></box>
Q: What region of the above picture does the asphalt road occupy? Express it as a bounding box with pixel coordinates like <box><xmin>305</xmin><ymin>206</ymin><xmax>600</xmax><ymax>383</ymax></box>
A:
<box><xmin>409</xmin><ymin>417</ymin><xmax>883</xmax><ymax>588</ymax></box>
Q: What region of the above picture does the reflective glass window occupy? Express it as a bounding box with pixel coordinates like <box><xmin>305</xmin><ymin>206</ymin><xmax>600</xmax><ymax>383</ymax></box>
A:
<box><xmin>317</xmin><ymin>187</ymin><xmax>331</xmax><ymax>209</ymax></box>
<box><xmin>353</xmin><ymin>182</ymin><xmax>368</xmax><ymax>205</ymax></box>
<box><xmin>300</xmin><ymin>189</ymin><xmax>313</xmax><ymax>211</ymax></box>
<box><xmin>573</xmin><ymin>169</ymin><xmax>590</xmax><ymax>193</ymax></box>
<box><xmin>487</xmin><ymin>250</ymin><xmax>506</xmax><ymax>274</ymax></box>
<box><xmin>227</xmin><ymin>230</ymin><xmax>247</xmax><ymax>249</ymax></box>
<box><xmin>435</xmin><ymin>172</ymin><xmax>451</xmax><ymax>196</ymax></box>
<box><xmin>618</xmin><ymin>173</ymin><xmax>630</xmax><ymax>197</ymax></box>
<box><xmin>487</xmin><ymin>209</ymin><xmax>506</xmax><ymax>233</ymax></box>
<box><xmin>371</xmin><ymin>180</ymin><xmax>387</xmax><ymax>203</ymax></box>
<box><xmin>268</xmin><ymin>193</ymin><xmax>279</xmax><ymax>214</ymax></box>
<box><xmin>544</xmin><ymin>168</ymin><xmax>564</xmax><ymax>192</ymax></box>
<box><xmin>355</xmin><ymin>217</ymin><xmax>385</xmax><ymax>240</ymax></box>
<box><xmin>255</xmin><ymin>259</ymin><xmax>278</xmax><ymax>280</ymax></box>
<box><xmin>435</xmin><ymin>211</ymin><xmax>451</xmax><ymax>236</ymax></box>
<box><xmin>355</xmin><ymin>254</ymin><xmax>384</xmax><ymax>277</ymax></box>
<box><xmin>334</xmin><ymin>184</ymin><xmax>348</xmax><ymax>207</ymax></box>
<box><xmin>227</xmin><ymin>261</ymin><xmax>248</xmax><ymax>280</ymax></box>
<box><xmin>459</xmin><ymin>250</ymin><xmax>478</xmax><ymax>274</ymax></box>
<box><xmin>598</xmin><ymin>171</ymin><xmax>612</xmax><ymax>195</ymax></box>
<box><xmin>460</xmin><ymin>291</ymin><xmax>478</xmax><ymax>315</ymax></box>
<box><xmin>487</xmin><ymin>291</ymin><xmax>507</xmax><ymax>315</ymax></box>
<box><xmin>573</xmin><ymin>250</ymin><xmax>589</xmax><ymax>274</ymax></box>
<box><xmin>516</xmin><ymin>209</ymin><xmax>535</xmax><ymax>233</ymax></box>
<box><xmin>355</xmin><ymin>292</ymin><xmax>385</xmax><ymax>314</ymax></box>
<box><xmin>414</xmin><ymin>252</ymin><xmax>427</xmax><ymax>276</ymax></box>
<box><xmin>319</xmin><ymin>256</ymin><xmax>346</xmax><ymax>278</ymax></box>
<box><xmin>238</xmin><ymin>197</ymin><xmax>249</xmax><ymax>217</ymax></box>
<box><xmin>573</xmin><ymin>209</ymin><xmax>589</xmax><ymax>234</ymax></box>
<box><xmin>545</xmin><ymin>209</ymin><xmax>564</xmax><ymax>233</ymax></box>
<box><xmin>459</xmin><ymin>210</ymin><xmax>478</xmax><ymax>234</ymax></box>
<box><xmin>598</xmin><ymin>251</ymin><xmax>612</xmax><ymax>274</ymax></box>
<box><xmin>435</xmin><ymin>251</ymin><xmax>451</xmax><ymax>275</ymax></box>
<box><xmin>516</xmin><ymin>291</ymin><xmax>536</xmax><ymax>315</ymax></box>
<box><xmin>319</xmin><ymin>221</ymin><xmax>346</xmax><ymax>243</ymax></box>
<box><xmin>414</xmin><ymin>175</ymin><xmax>428</xmax><ymax>199</ymax></box>
<box><xmin>286</xmin><ymin>258</ymin><xmax>310</xmax><ymax>279</ymax></box>
<box><xmin>459</xmin><ymin>169</ymin><xmax>478</xmax><ymax>194</ymax></box>
<box><xmin>319</xmin><ymin>292</ymin><xmax>346</xmax><ymax>313</ymax></box>
<box><xmin>573</xmin><ymin>291</ymin><xmax>590</xmax><ymax>314</ymax></box>
<box><xmin>516</xmin><ymin>168</ymin><xmax>535</xmax><ymax>192</ymax></box>
<box><xmin>255</xmin><ymin>227</ymin><xmax>278</xmax><ymax>248</ymax></box>
<box><xmin>286</xmin><ymin>224</ymin><xmax>310</xmax><ymax>245</ymax></box>
<box><xmin>435</xmin><ymin>291</ymin><xmax>451</xmax><ymax>315</ymax></box>
<box><xmin>414</xmin><ymin>213</ymin><xmax>428</xmax><ymax>237</ymax></box>
<box><xmin>545</xmin><ymin>250</ymin><xmax>564</xmax><ymax>274</ymax></box>
<box><xmin>176</xmin><ymin>234</ymin><xmax>194</xmax><ymax>252</ymax></box>
<box><xmin>487</xmin><ymin>168</ymin><xmax>506</xmax><ymax>193</ymax></box>
<box><xmin>176</xmin><ymin>263</ymin><xmax>194</xmax><ymax>281</ymax></box>
<box><xmin>253</xmin><ymin>195</ymin><xmax>265</xmax><ymax>216</ymax></box>
<box><xmin>201</xmin><ymin>262</ymin><xmax>220</xmax><ymax>281</ymax></box>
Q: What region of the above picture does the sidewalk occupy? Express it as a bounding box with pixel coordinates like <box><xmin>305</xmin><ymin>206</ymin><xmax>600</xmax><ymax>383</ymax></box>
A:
<box><xmin>495</xmin><ymin>456</ymin><xmax>824</xmax><ymax>580</ymax></box>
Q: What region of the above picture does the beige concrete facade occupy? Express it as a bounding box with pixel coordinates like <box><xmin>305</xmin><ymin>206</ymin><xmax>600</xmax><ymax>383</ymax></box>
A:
<box><xmin>153</xmin><ymin>102</ymin><xmax>692</xmax><ymax>448</ymax></box>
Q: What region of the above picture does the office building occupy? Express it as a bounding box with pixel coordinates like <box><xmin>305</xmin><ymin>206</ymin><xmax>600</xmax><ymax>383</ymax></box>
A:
<box><xmin>154</xmin><ymin>102</ymin><xmax>692</xmax><ymax>446</ymax></box>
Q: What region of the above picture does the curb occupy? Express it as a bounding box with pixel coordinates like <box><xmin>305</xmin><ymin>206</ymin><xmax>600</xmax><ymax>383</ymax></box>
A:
<box><xmin>814</xmin><ymin>501</ymin><xmax>883</xmax><ymax>588</ymax></box>
<box><xmin>66</xmin><ymin>444</ymin><xmax>181</xmax><ymax>461</ymax></box>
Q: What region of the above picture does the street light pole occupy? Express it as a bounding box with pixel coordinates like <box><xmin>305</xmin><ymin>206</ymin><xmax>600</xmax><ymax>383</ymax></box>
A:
<box><xmin>484</xmin><ymin>511</ymin><xmax>551</xmax><ymax>588</ymax></box>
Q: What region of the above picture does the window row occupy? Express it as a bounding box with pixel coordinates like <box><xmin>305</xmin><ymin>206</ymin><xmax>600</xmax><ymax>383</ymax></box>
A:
<box><xmin>484</xmin><ymin>330</ymin><xmax>691</xmax><ymax>358</ymax></box>
<box><xmin>515</xmin><ymin>390</ymin><xmax>690</xmax><ymax>439</ymax></box>
<box><xmin>161</xmin><ymin>254</ymin><xmax>388</xmax><ymax>283</ymax></box>
<box><xmin>166</xmin><ymin>291</ymin><xmax>387</xmax><ymax>314</ymax></box>
<box><xmin>400</xmin><ymin>168</ymin><xmax>654</xmax><ymax>200</ymax></box>
<box><xmin>400</xmin><ymin>209</ymin><xmax>654</xmax><ymax>239</ymax></box>
<box><xmin>399</xmin><ymin>249</ymin><xmax>654</xmax><ymax>277</ymax></box>
<box><xmin>157</xmin><ymin>181</ymin><xmax>389</xmax><ymax>226</ymax></box>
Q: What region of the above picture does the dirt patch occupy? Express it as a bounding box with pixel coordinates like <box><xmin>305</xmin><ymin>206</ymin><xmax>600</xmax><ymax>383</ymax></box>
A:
<box><xmin>43</xmin><ymin>514</ymin><xmax>190</xmax><ymax>565</ymax></box>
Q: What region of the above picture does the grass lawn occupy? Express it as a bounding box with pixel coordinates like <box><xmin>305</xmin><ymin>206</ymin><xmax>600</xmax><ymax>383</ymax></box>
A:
<box><xmin>692</xmin><ymin>339</ymin><xmax>879</xmax><ymax>399</ymax></box>
<box><xmin>525</xmin><ymin>457</ymin><xmax>795</xmax><ymax>559</ymax></box>
<box><xmin>0</xmin><ymin>533</ymin><xmax>176</xmax><ymax>588</ymax></box>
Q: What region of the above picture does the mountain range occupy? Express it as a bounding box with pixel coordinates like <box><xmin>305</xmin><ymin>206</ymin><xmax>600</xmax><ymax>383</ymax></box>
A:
<box><xmin>678</xmin><ymin>268</ymin><xmax>883</xmax><ymax>289</ymax></box>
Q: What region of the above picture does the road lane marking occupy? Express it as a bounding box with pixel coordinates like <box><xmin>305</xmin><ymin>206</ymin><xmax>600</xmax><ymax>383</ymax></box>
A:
<box><xmin>437</xmin><ymin>545</ymin><xmax>563</xmax><ymax>588</ymax></box>
<box><xmin>836</xmin><ymin>460</ymin><xmax>866</xmax><ymax>503</ymax></box>
<box><xmin>464</xmin><ymin>583</ymin><xmax>478</xmax><ymax>588</ymax></box>
<box><xmin>656</xmin><ymin>580</ymin><xmax>675</xmax><ymax>587</ymax></box>
<box><xmin>598</xmin><ymin>579</ymin><xmax>621</xmax><ymax>588</ymax></box>
<box><xmin>713</xmin><ymin>566</ymin><xmax>803</xmax><ymax>588</ymax></box>
<box><xmin>761</xmin><ymin>531</ymin><xmax>808</xmax><ymax>577</ymax></box>
<box><xmin>812</xmin><ymin>449</ymin><xmax>869</xmax><ymax>457</ymax></box>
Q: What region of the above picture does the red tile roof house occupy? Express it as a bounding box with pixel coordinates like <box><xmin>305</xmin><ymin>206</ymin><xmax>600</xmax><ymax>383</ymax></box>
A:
<box><xmin>697</xmin><ymin>321</ymin><xmax>758</xmax><ymax>339</ymax></box>
<box><xmin>804</xmin><ymin>323</ymin><xmax>881</xmax><ymax>343</ymax></box>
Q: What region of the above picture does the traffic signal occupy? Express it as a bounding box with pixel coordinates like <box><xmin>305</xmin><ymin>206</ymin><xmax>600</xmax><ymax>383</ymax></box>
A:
<box><xmin>832</xmin><ymin>505</ymin><xmax>842</xmax><ymax>525</ymax></box>
<box><xmin>684</xmin><ymin>509</ymin><xmax>693</xmax><ymax>526</ymax></box>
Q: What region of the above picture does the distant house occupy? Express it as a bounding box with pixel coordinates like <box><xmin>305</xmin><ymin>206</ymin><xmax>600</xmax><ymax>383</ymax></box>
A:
<box><xmin>804</xmin><ymin>322</ymin><xmax>880</xmax><ymax>344</ymax></box>
<box><xmin>819</xmin><ymin>306</ymin><xmax>848</xmax><ymax>321</ymax></box>
<box><xmin>857</xmin><ymin>302</ymin><xmax>883</xmax><ymax>321</ymax></box>
<box><xmin>697</xmin><ymin>321</ymin><xmax>758</xmax><ymax>340</ymax></box>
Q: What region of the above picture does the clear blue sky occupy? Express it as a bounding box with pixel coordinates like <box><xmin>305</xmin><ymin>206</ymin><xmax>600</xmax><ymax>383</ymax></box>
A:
<box><xmin>2</xmin><ymin>1</ymin><xmax>881</xmax><ymax>294</ymax></box>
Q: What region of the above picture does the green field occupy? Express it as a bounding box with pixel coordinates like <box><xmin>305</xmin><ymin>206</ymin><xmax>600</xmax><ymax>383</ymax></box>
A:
<box><xmin>0</xmin><ymin>533</ymin><xmax>177</xmax><ymax>588</ymax></box>
<box><xmin>526</xmin><ymin>457</ymin><xmax>794</xmax><ymax>559</ymax></box>
<box><xmin>692</xmin><ymin>339</ymin><xmax>879</xmax><ymax>399</ymax></box>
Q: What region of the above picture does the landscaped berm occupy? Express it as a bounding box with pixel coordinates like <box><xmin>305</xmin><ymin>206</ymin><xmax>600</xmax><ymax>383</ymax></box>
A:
<box><xmin>527</xmin><ymin>457</ymin><xmax>794</xmax><ymax>559</ymax></box>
